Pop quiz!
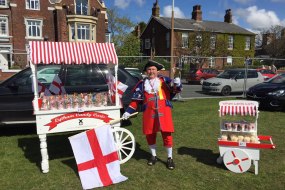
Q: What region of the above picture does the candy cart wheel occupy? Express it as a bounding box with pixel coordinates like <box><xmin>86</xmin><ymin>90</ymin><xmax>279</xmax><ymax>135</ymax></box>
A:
<box><xmin>223</xmin><ymin>149</ymin><xmax>251</xmax><ymax>173</ymax></box>
<box><xmin>112</xmin><ymin>127</ymin><xmax>135</xmax><ymax>164</ymax></box>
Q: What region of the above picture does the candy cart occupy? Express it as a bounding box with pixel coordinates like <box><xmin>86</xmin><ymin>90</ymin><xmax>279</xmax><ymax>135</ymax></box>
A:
<box><xmin>217</xmin><ymin>100</ymin><xmax>275</xmax><ymax>175</ymax></box>
<box><xmin>29</xmin><ymin>41</ymin><xmax>135</xmax><ymax>173</ymax></box>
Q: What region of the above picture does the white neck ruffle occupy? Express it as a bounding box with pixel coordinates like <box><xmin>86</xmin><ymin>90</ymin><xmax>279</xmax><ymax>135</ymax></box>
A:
<box><xmin>144</xmin><ymin>78</ymin><xmax>160</xmax><ymax>94</ymax></box>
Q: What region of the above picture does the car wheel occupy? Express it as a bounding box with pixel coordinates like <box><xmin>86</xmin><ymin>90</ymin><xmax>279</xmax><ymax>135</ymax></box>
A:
<box><xmin>221</xmin><ymin>86</ymin><xmax>231</xmax><ymax>96</ymax></box>
<box><xmin>200</xmin><ymin>78</ymin><xmax>205</xmax><ymax>85</ymax></box>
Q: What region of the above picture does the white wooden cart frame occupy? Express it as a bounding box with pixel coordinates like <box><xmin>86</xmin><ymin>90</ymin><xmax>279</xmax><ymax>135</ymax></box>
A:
<box><xmin>29</xmin><ymin>41</ymin><xmax>135</xmax><ymax>173</ymax></box>
<box><xmin>217</xmin><ymin>100</ymin><xmax>275</xmax><ymax>175</ymax></box>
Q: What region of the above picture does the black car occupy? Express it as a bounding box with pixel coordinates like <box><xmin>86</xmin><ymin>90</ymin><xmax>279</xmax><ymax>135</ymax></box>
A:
<box><xmin>0</xmin><ymin>64</ymin><xmax>138</xmax><ymax>125</ymax></box>
<box><xmin>246</xmin><ymin>73</ymin><xmax>285</xmax><ymax>110</ymax></box>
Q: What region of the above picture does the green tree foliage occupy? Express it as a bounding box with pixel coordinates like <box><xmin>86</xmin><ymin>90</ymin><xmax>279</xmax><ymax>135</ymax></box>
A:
<box><xmin>107</xmin><ymin>8</ymin><xmax>135</xmax><ymax>48</ymax></box>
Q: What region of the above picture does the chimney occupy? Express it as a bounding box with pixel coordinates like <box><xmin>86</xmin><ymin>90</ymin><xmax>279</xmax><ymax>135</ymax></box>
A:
<box><xmin>192</xmin><ymin>5</ymin><xmax>202</xmax><ymax>21</ymax></box>
<box><xmin>152</xmin><ymin>0</ymin><xmax>160</xmax><ymax>17</ymax></box>
<box><xmin>224</xmin><ymin>9</ymin><xmax>232</xmax><ymax>23</ymax></box>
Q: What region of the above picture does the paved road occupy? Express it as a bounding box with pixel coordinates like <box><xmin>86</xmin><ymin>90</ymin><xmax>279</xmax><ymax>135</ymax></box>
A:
<box><xmin>178</xmin><ymin>83</ymin><xmax>244</xmax><ymax>100</ymax></box>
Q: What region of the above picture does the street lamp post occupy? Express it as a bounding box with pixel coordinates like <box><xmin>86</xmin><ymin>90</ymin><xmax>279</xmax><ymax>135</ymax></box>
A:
<box><xmin>170</xmin><ymin>0</ymin><xmax>175</xmax><ymax>78</ymax></box>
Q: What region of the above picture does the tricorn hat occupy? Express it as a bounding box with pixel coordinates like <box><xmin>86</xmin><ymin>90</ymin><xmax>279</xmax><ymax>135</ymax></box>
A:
<box><xmin>143</xmin><ymin>60</ymin><xmax>164</xmax><ymax>71</ymax></box>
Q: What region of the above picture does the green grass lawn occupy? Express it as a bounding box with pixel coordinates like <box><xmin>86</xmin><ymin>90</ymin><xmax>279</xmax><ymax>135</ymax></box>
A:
<box><xmin>0</xmin><ymin>98</ymin><xmax>284</xmax><ymax>190</ymax></box>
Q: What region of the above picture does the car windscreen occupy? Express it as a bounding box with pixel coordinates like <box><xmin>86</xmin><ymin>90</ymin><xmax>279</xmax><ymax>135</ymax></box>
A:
<box><xmin>217</xmin><ymin>70</ymin><xmax>239</xmax><ymax>79</ymax></box>
<box><xmin>267</xmin><ymin>74</ymin><xmax>285</xmax><ymax>84</ymax></box>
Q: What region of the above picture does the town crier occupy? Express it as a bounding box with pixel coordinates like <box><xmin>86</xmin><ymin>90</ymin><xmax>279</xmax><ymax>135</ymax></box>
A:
<box><xmin>122</xmin><ymin>60</ymin><xmax>182</xmax><ymax>170</ymax></box>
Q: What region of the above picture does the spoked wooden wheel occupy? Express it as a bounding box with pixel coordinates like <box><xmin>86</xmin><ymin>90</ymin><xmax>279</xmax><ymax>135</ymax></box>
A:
<box><xmin>112</xmin><ymin>127</ymin><xmax>135</xmax><ymax>164</ymax></box>
<box><xmin>223</xmin><ymin>149</ymin><xmax>251</xmax><ymax>173</ymax></box>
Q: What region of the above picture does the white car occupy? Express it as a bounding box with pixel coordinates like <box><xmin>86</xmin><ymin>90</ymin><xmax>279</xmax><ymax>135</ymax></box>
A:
<box><xmin>202</xmin><ymin>69</ymin><xmax>264</xmax><ymax>96</ymax></box>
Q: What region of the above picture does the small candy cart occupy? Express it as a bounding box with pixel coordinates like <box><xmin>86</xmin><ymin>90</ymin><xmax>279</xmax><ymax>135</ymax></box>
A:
<box><xmin>217</xmin><ymin>100</ymin><xmax>275</xmax><ymax>175</ymax></box>
<box><xmin>29</xmin><ymin>41</ymin><xmax>135</xmax><ymax>173</ymax></box>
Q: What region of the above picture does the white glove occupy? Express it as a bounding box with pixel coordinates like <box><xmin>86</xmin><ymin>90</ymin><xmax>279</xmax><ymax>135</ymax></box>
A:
<box><xmin>122</xmin><ymin>112</ymin><xmax>131</xmax><ymax>120</ymax></box>
<box><xmin>173</xmin><ymin>77</ymin><xmax>181</xmax><ymax>86</ymax></box>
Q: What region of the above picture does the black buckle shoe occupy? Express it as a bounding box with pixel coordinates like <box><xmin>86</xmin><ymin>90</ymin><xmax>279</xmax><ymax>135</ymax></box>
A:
<box><xmin>167</xmin><ymin>157</ymin><xmax>175</xmax><ymax>170</ymax></box>
<box><xmin>147</xmin><ymin>156</ymin><xmax>157</xmax><ymax>166</ymax></box>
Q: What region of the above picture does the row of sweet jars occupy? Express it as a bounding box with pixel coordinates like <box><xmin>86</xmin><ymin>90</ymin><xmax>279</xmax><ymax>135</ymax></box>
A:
<box><xmin>223</xmin><ymin>121</ymin><xmax>256</xmax><ymax>132</ymax></box>
<box><xmin>220</xmin><ymin>132</ymin><xmax>259</xmax><ymax>143</ymax></box>
<box><xmin>39</xmin><ymin>92</ymin><xmax>113</xmax><ymax>110</ymax></box>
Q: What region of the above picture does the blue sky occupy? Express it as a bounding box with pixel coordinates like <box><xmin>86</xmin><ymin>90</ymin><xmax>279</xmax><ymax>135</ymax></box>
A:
<box><xmin>104</xmin><ymin>0</ymin><xmax>285</xmax><ymax>33</ymax></box>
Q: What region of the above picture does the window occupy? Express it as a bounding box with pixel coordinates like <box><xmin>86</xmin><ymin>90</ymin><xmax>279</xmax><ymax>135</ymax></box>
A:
<box><xmin>228</xmin><ymin>35</ymin><xmax>233</xmax><ymax>50</ymax></box>
<box><xmin>210</xmin><ymin>34</ymin><xmax>216</xmax><ymax>49</ymax></box>
<box><xmin>182</xmin><ymin>33</ymin><xmax>189</xmax><ymax>48</ymax></box>
<box><xmin>166</xmin><ymin>32</ymin><xmax>170</xmax><ymax>48</ymax></box>
<box><xmin>245</xmin><ymin>36</ymin><xmax>251</xmax><ymax>50</ymax></box>
<box><xmin>25</xmin><ymin>19</ymin><xmax>42</xmax><ymax>39</ymax></box>
<box><xmin>69</xmin><ymin>23</ymin><xmax>95</xmax><ymax>41</ymax></box>
<box><xmin>76</xmin><ymin>0</ymin><xmax>88</xmax><ymax>15</ymax></box>
<box><xmin>26</xmin><ymin>0</ymin><xmax>40</xmax><ymax>10</ymax></box>
<box><xmin>0</xmin><ymin>16</ymin><xmax>8</xmax><ymax>36</ymax></box>
<box><xmin>0</xmin><ymin>0</ymin><xmax>8</xmax><ymax>7</ymax></box>
<box><xmin>77</xmin><ymin>24</ymin><xmax>90</xmax><ymax>40</ymax></box>
<box><xmin>145</xmin><ymin>39</ymin><xmax>150</xmax><ymax>49</ymax></box>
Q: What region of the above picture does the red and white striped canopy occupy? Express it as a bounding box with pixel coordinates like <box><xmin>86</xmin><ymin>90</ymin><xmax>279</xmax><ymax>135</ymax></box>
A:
<box><xmin>219</xmin><ymin>100</ymin><xmax>259</xmax><ymax>116</ymax></box>
<box><xmin>29</xmin><ymin>41</ymin><xmax>118</xmax><ymax>64</ymax></box>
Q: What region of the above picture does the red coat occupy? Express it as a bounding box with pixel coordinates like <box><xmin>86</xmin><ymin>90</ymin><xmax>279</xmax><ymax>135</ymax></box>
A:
<box><xmin>127</xmin><ymin>77</ymin><xmax>176</xmax><ymax>135</ymax></box>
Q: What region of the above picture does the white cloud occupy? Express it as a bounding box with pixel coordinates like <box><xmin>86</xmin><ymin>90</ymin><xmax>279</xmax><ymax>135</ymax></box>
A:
<box><xmin>163</xmin><ymin>5</ymin><xmax>186</xmax><ymax>18</ymax></box>
<box><xmin>233</xmin><ymin>0</ymin><xmax>255</xmax><ymax>5</ymax></box>
<box><xmin>134</xmin><ymin>0</ymin><xmax>145</xmax><ymax>6</ymax></box>
<box><xmin>232</xmin><ymin>15</ymin><xmax>239</xmax><ymax>25</ymax></box>
<box><xmin>114</xmin><ymin>0</ymin><xmax>131</xmax><ymax>9</ymax></box>
<box><xmin>114</xmin><ymin>0</ymin><xmax>145</xmax><ymax>9</ymax></box>
<box><xmin>236</xmin><ymin>6</ymin><xmax>283</xmax><ymax>30</ymax></box>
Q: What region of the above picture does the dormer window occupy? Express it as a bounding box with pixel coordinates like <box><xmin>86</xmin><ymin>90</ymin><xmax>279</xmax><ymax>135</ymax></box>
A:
<box><xmin>76</xmin><ymin>0</ymin><xmax>88</xmax><ymax>15</ymax></box>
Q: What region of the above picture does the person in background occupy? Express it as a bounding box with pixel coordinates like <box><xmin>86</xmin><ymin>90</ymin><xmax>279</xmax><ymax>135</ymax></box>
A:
<box><xmin>122</xmin><ymin>60</ymin><xmax>182</xmax><ymax>170</ymax></box>
<box><xmin>271</xmin><ymin>64</ymin><xmax>277</xmax><ymax>73</ymax></box>
<box><xmin>172</xmin><ymin>63</ymin><xmax>183</xmax><ymax>101</ymax></box>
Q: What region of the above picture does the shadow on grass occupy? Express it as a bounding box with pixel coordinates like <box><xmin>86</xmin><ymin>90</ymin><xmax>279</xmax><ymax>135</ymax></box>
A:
<box><xmin>178</xmin><ymin>147</ymin><xmax>224</xmax><ymax>169</ymax></box>
<box><xmin>0</xmin><ymin>124</ymin><xmax>37</xmax><ymax>137</ymax></box>
<box><xmin>18</xmin><ymin>132</ymin><xmax>75</xmax><ymax>172</ymax></box>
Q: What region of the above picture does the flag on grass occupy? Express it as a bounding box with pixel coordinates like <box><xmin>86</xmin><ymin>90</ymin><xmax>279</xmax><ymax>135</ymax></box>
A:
<box><xmin>49</xmin><ymin>75</ymin><xmax>66</xmax><ymax>95</ymax></box>
<box><xmin>69</xmin><ymin>125</ymin><xmax>128</xmax><ymax>189</ymax></box>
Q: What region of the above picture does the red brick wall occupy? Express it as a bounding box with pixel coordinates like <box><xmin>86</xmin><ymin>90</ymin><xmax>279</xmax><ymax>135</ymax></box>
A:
<box><xmin>0</xmin><ymin>69</ymin><xmax>19</xmax><ymax>81</ymax></box>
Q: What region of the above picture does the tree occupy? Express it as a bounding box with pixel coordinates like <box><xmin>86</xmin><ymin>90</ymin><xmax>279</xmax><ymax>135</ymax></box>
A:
<box><xmin>107</xmin><ymin>8</ymin><xmax>135</xmax><ymax>49</ymax></box>
<box><xmin>261</xmin><ymin>25</ymin><xmax>285</xmax><ymax>58</ymax></box>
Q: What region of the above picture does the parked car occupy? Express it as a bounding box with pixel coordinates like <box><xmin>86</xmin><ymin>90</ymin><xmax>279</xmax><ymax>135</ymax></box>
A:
<box><xmin>202</xmin><ymin>69</ymin><xmax>264</xmax><ymax>96</ymax></box>
<box><xmin>256</xmin><ymin>68</ymin><xmax>277</xmax><ymax>80</ymax></box>
<box><xmin>246</xmin><ymin>73</ymin><xmax>285</xmax><ymax>110</ymax></box>
<box><xmin>0</xmin><ymin>64</ymin><xmax>138</xmax><ymax>125</ymax></box>
<box><xmin>37</xmin><ymin>66</ymin><xmax>60</xmax><ymax>83</ymax></box>
<box><xmin>187</xmin><ymin>68</ymin><xmax>220</xmax><ymax>84</ymax></box>
<box><xmin>123</xmin><ymin>67</ymin><xmax>145</xmax><ymax>80</ymax></box>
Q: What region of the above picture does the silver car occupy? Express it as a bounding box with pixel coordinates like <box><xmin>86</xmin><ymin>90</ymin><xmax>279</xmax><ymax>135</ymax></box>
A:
<box><xmin>202</xmin><ymin>69</ymin><xmax>264</xmax><ymax>96</ymax></box>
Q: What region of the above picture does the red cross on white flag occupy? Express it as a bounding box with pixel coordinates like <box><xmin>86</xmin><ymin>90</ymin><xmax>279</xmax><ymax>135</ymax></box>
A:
<box><xmin>106</xmin><ymin>72</ymin><xmax>128</xmax><ymax>107</ymax></box>
<box><xmin>69</xmin><ymin>125</ymin><xmax>128</xmax><ymax>189</ymax></box>
<box><xmin>32</xmin><ymin>79</ymin><xmax>52</xmax><ymax>96</ymax></box>
<box><xmin>49</xmin><ymin>75</ymin><xmax>66</xmax><ymax>95</ymax></box>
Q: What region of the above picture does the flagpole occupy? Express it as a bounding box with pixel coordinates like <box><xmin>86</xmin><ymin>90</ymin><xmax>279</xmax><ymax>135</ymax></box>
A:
<box><xmin>170</xmin><ymin>0</ymin><xmax>175</xmax><ymax>78</ymax></box>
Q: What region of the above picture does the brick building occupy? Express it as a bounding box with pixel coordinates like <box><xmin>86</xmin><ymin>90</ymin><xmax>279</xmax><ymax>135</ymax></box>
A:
<box><xmin>0</xmin><ymin>0</ymin><xmax>109</xmax><ymax>70</ymax></box>
<box><xmin>140</xmin><ymin>0</ymin><xmax>256</xmax><ymax>69</ymax></box>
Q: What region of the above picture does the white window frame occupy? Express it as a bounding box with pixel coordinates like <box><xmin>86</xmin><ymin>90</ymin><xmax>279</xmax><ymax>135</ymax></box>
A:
<box><xmin>69</xmin><ymin>22</ymin><xmax>95</xmax><ymax>42</ymax></box>
<box><xmin>0</xmin><ymin>16</ymin><xmax>8</xmax><ymax>37</ymax></box>
<box><xmin>25</xmin><ymin>19</ymin><xmax>43</xmax><ymax>39</ymax></box>
<box><xmin>210</xmin><ymin>34</ymin><xmax>216</xmax><ymax>49</ymax></box>
<box><xmin>26</xmin><ymin>0</ymin><xmax>40</xmax><ymax>10</ymax></box>
<box><xmin>75</xmin><ymin>0</ymin><xmax>88</xmax><ymax>15</ymax></box>
<box><xmin>228</xmin><ymin>35</ymin><xmax>233</xmax><ymax>50</ymax></box>
<box><xmin>245</xmin><ymin>36</ymin><xmax>250</xmax><ymax>50</ymax></box>
<box><xmin>77</xmin><ymin>23</ymin><xmax>90</xmax><ymax>41</ymax></box>
<box><xmin>145</xmin><ymin>39</ymin><xmax>150</xmax><ymax>49</ymax></box>
<box><xmin>182</xmin><ymin>33</ymin><xmax>189</xmax><ymax>48</ymax></box>
<box><xmin>0</xmin><ymin>0</ymin><xmax>8</xmax><ymax>8</ymax></box>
